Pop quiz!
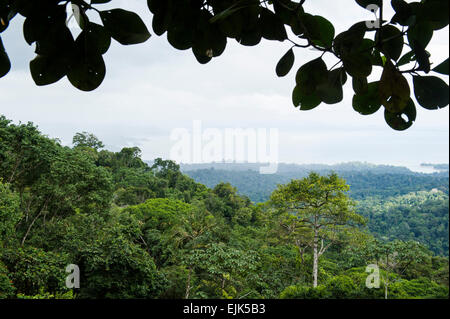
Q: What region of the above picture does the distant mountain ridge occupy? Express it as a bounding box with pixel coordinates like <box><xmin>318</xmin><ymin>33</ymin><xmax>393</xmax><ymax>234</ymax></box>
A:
<box><xmin>176</xmin><ymin>162</ymin><xmax>449</xmax><ymax>203</ymax></box>
<box><xmin>180</xmin><ymin>161</ymin><xmax>416</xmax><ymax>175</ymax></box>
<box><xmin>421</xmin><ymin>163</ymin><xmax>450</xmax><ymax>172</ymax></box>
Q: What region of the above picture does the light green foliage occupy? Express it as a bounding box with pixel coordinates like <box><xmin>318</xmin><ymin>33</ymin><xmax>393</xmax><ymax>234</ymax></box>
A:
<box><xmin>358</xmin><ymin>191</ymin><xmax>449</xmax><ymax>255</ymax></box>
<box><xmin>72</xmin><ymin>132</ymin><xmax>104</xmax><ymax>151</ymax></box>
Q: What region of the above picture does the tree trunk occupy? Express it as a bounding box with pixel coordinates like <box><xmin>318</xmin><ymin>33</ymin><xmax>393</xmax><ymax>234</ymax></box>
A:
<box><xmin>385</xmin><ymin>255</ymin><xmax>389</xmax><ymax>299</ymax></box>
<box><xmin>312</xmin><ymin>229</ymin><xmax>319</xmax><ymax>288</ymax></box>
<box><xmin>21</xmin><ymin>210</ymin><xmax>42</xmax><ymax>246</ymax></box>
<box><xmin>185</xmin><ymin>267</ymin><xmax>192</xmax><ymax>299</ymax></box>
<box><xmin>385</xmin><ymin>282</ymin><xmax>388</xmax><ymax>300</ymax></box>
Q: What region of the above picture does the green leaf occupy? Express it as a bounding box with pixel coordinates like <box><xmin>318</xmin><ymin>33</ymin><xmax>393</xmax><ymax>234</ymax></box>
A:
<box><xmin>417</xmin><ymin>0</ymin><xmax>449</xmax><ymax>31</ymax></box>
<box><xmin>273</xmin><ymin>0</ymin><xmax>299</xmax><ymax>25</ymax></box>
<box><xmin>293</xmin><ymin>58</ymin><xmax>329</xmax><ymax>109</ymax></box>
<box><xmin>237</xmin><ymin>23</ymin><xmax>262</xmax><ymax>46</ymax></box>
<box><xmin>343</xmin><ymin>53</ymin><xmax>372</xmax><ymax>78</ymax></box>
<box><xmin>397</xmin><ymin>51</ymin><xmax>415</xmax><ymax>67</ymax></box>
<box><xmin>260</xmin><ymin>8</ymin><xmax>287</xmax><ymax>42</ymax></box>
<box><xmin>355</xmin><ymin>0</ymin><xmax>382</xmax><ymax>10</ymax></box>
<box><xmin>30</xmin><ymin>55</ymin><xmax>67</xmax><ymax>86</ymax></box>
<box><xmin>302</xmin><ymin>14</ymin><xmax>335</xmax><ymax>48</ymax></box>
<box><xmin>75</xmin><ymin>22</ymin><xmax>111</xmax><ymax>56</ymax></box>
<box><xmin>292</xmin><ymin>86</ymin><xmax>321</xmax><ymax>111</ymax></box>
<box><xmin>167</xmin><ymin>6</ymin><xmax>196</xmax><ymax>50</ymax></box>
<box><xmin>412</xmin><ymin>40</ymin><xmax>431</xmax><ymax>73</ymax></box>
<box><xmin>333</xmin><ymin>22</ymin><xmax>367</xmax><ymax>57</ymax></box>
<box><xmin>276</xmin><ymin>49</ymin><xmax>295</xmax><ymax>77</ymax></box>
<box><xmin>168</xmin><ymin>22</ymin><xmax>195</xmax><ymax>50</ymax></box>
<box><xmin>377</xmin><ymin>25</ymin><xmax>404</xmax><ymax>61</ymax></box>
<box><xmin>100</xmin><ymin>9</ymin><xmax>151</xmax><ymax>45</ymax></box>
<box><xmin>192</xmin><ymin>46</ymin><xmax>212</xmax><ymax>64</ymax></box>
<box><xmin>151</xmin><ymin>0</ymin><xmax>173</xmax><ymax>36</ymax></box>
<box><xmin>379</xmin><ymin>61</ymin><xmax>411</xmax><ymax>113</ymax></box>
<box><xmin>353</xmin><ymin>81</ymin><xmax>382</xmax><ymax>115</ymax></box>
<box><xmin>433</xmin><ymin>58</ymin><xmax>449</xmax><ymax>75</ymax></box>
<box><xmin>408</xmin><ymin>22</ymin><xmax>433</xmax><ymax>51</ymax></box>
<box><xmin>353</xmin><ymin>76</ymin><xmax>368</xmax><ymax>95</ymax></box>
<box><xmin>316</xmin><ymin>69</ymin><xmax>345</xmax><ymax>104</ymax></box>
<box><xmin>67</xmin><ymin>54</ymin><xmax>106</xmax><ymax>92</ymax></box>
<box><xmin>0</xmin><ymin>36</ymin><xmax>11</xmax><ymax>78</ymax></box>
<box><xmin>210</xmin><ymin>0</ymin><xmax>258</xmax><ymax>23</ymax></box>
<box><xmin>384</xmin><ymin>98</ymin><xmax>416</xmax><ymax>131</ymax></box>
<box><xmin>391</xmin><ymin>0</ymin><xmax>413</xmax><ymax>26</ymax></box>
<box><xmin>295</xmin><ymin>58</ymin><xmax>328</xmax><ymax>95</ymax></box>
<box><xmin>192</xmin><ymin>10</ymin><xmax>227</xmax><ymax>62</ymax></box>
<box><xmin>0</xmin><ymin>1</ymin><xmax>15</xmax><ymax>33</ymax></box>
<box><xmin>413</xmin><ymin>76</ymin><xmax>449</xmax><ymax>110</ymax></box>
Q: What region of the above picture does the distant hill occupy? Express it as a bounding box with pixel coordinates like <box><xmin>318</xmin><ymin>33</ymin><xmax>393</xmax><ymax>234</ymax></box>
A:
<box><xmin>180</xmin><ymin>161</ymin><xmax>415</xmax><ymax>175</ymax></box>
<box><xmin>180</xmin><ymin>162</ymin><xmax>449</xmax><ymax>203</ymax></box>
<box><xmin>421</xmin><ymin>163</ymin><xmax>450</xmax><ymax>172</ymax></box>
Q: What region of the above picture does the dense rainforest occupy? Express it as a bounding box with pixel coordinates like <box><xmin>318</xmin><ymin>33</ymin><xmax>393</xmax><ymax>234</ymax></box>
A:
<box><xmin>182</xmin><ymin>164</ymin><xmax>449</xmax><ymax>203</ymax></box>
<box><xmin>184</xmin><ymin>166</ymin><xmax>450</xmax><ymax>256</ymax></box>
<box><xmin>0</xmin><ymin>115</ymin><xmax>448</xmax><ymax>299</ymax></box>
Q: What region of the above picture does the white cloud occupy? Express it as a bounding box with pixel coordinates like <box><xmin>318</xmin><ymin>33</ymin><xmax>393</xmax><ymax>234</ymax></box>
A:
<box><xmin>0</xmin><ymin>0</ymin><xmax>448</xmax><ymax>166</ymax></box>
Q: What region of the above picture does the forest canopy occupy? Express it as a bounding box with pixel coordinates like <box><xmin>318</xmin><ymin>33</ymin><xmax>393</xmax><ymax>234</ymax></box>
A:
<box><xmin>0</xmin><ymin>0</ymin><xmax>449</xmax><ymax>130</ymax></box>
<box><xmin>0</xmin><ymin>116</ymin><xmax>448</xmax><ymax>299</ymax></box>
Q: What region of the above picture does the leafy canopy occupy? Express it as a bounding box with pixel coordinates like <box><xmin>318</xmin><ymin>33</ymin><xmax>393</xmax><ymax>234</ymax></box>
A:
<box><xmin>0</xmin><ymin>0</ymin><xmax>448</xmax><ymax>130</ymax></box>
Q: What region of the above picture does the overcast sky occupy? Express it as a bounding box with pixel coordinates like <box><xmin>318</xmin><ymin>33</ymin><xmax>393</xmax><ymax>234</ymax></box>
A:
<box><xmin>0</xmin><ymin>0</ymin><xmax>448</xmax><ymax>168</ymax></box>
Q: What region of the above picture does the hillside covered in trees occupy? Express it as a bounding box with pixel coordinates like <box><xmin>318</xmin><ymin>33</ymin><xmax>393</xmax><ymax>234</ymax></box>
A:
<box><xmin>0</xmin><ymin>116</ymin><xmax>448</xmax><ymax>299</ymax></box>
<box><xmin>184</xmin><ymin>165</ymin><xmax>449</xmax><ymax>257</ymax></box>
<box><xmin>182</xmin><ymin>164</ymin><xmax>449</xmax><ymax>202</ymax></box>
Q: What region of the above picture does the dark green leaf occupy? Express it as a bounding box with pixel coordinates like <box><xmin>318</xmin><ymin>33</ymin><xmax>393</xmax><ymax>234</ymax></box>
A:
<box><xmin>413</xmin><ymin>76</ymin><xmax>449</xmax><ymax>110</ymax></box>
<box><xmin>353</xmin><ymin>76</ymin><xmax>368</xmax><ymax>95</ymax></box>
<box><xmin>100</xmin><ymin>9</ymin><xmax>151</xmax><ymax>45</ymax></box>
<box><xmin>355</xmin><ymin>0</ymin><xmax>382</xmax><ymax>9</ymax></box>
<box><xmin>316</xmin><ymin>69</ymin><xmax>345</xmax><ymax>104</ymax></box>
<box><xmin>292</xmin><ymin>86</ymin><xmax>321</xmax><ymax>111</ymax></box>
<box><xmin>67</xmin><ymin>54</ymin><xmax>106</xmax><ymax>92</ymax></box>
<box><xmin>353</xmin><ymin>81</ymin><xmax>382</xmax><ymax>115</ymax></box>
<box><xmin>30</xmin><ymin>55</ymin><xmax>67</xmax><ymax>86</ymax></box>
<box><xmin>377</xmin><ymin>25</ymin><xmax>404</xmax><ymax>61</ymax></box>
<box><xmin>333</xmin><ymin>23</ymin><xmax>367</xmax><ymax>57</ymax></box>
<box><xmin>408</xmin><ymin>22</ymin><xmax>433</xmax><ymax>51</ymax></box>
<box><xmin>391</xmin><ymin>0</ymin><xmax>413</xmax><ymax>26</ymax></box>
<box><xmin>384</xmin><ymin>98</ymin><xmax>416</xmax><ymax>130</ymax></box>
<box><xmin>433</xmin><ymin>58</ymin><xmax>449</xmax><ymax>75</ymax></box>
<box><xmin>276</xmin><ymin>49</ymin><xmax>295</xmax><ymax>77</ymax></box>
<box><xmin>295</xmin><ymin>58</ymin><xmax>328</xmax><ymax>95</ymax></box>
<box><xmin>75</xmin><ymin>22</ymin><xmax>111</xmax><ymax>56</ymax></box>
<box><xmin>237</xmin><ymin>23</ymin><xmax>262</xmax><ymax>46</ymax></box>
<box><xmin>397</xmin><ymin>51</ymin><xmax>415</xmax><ymax>67</ymax></box>
<box><xmin>343</xmin><ymin>53</ymin><xmax>372</xmax><ymax>78</ymax></box>
<box><xmin>0</xmin><ymin>36</ymin><xmax>11</xmax><ymax>78</ymax></box>
<box><xmin>151</xmin><ymin>0</ymin><xmax>173</xmax><ymax>36</ymax></box>
<box><xmin>379</xmin><ymin>61</ymin><xmax>411</xmax><ymax>113</ymax></box>
<box><xmin>302</xmin><ymin>14</ymin><xmax>335</xmax><ymax>48</ymax></box>
<box><xmin>260</xmin><ymin>8</ymin><xmax>287</xmax><ymax>42</ymax></box>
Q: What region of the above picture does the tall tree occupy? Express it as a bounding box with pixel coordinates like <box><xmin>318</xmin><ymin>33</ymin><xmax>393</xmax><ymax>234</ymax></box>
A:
<box><xmin>271</xmin><ymin>172</ymin><xmax>365</xmax><ymax>287</ymax></box>
<box><xmin>72</xmin><ymin>132</ymin><xmax>104</xmax><ymax>151</ymax></box>
<box><xmin>363</xmin><ymin>239</ymin><xmax>430</xmax><ymax>299</ymax></box>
